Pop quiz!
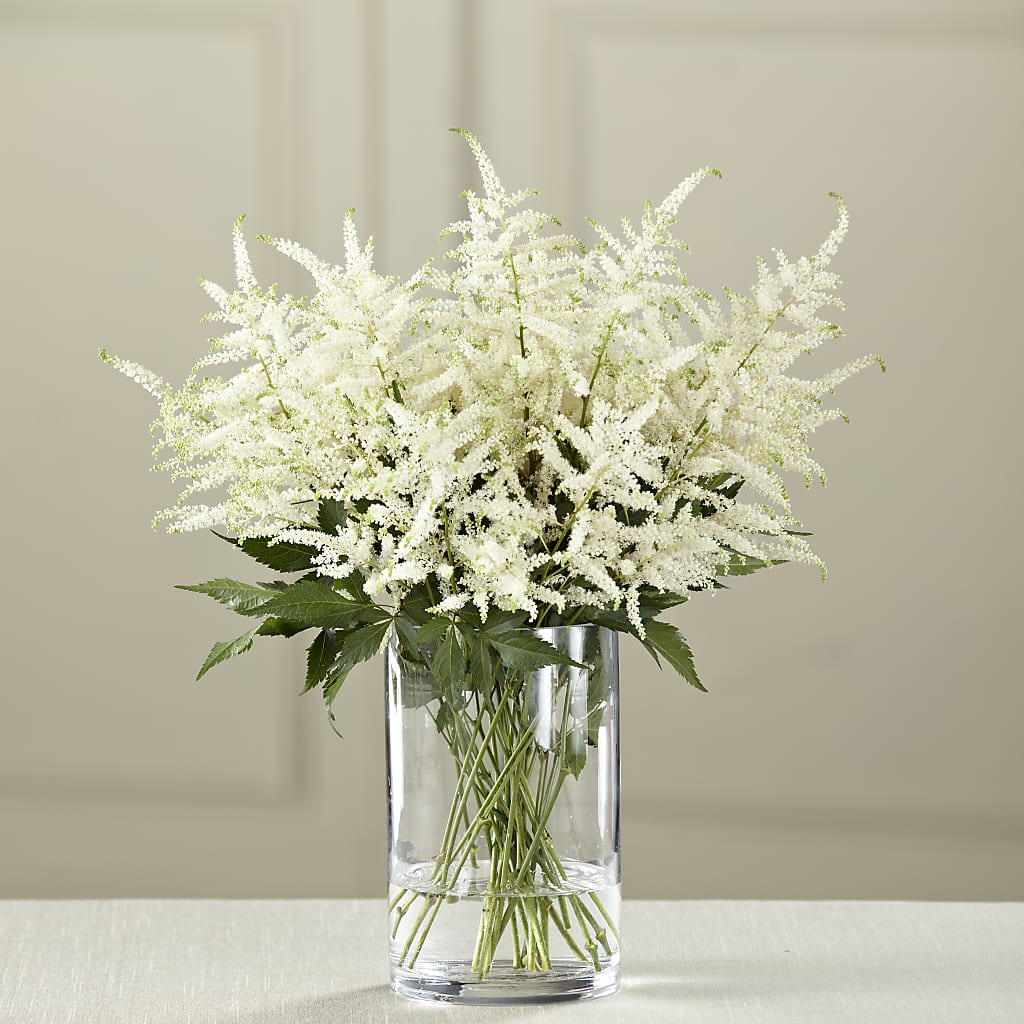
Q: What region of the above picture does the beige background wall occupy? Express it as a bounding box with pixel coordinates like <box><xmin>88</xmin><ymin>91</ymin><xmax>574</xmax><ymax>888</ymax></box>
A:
<box><xmin>1</xmin><ymin>0</ymin><xmax>1021</xmax><ymax>899</ymax></box>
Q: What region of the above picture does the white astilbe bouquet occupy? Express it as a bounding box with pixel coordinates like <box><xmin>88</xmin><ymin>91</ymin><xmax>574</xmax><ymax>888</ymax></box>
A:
<box><xmin>103</xmin><ymin>130</ymin><xmax>881</xmax><ymax>692</ymax></box>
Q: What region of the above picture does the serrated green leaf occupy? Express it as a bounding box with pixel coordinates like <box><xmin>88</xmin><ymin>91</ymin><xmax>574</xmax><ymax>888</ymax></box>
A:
<box><xmin>481</xmin><ymin>609</ymin><xmax>529</xmax><ymax>635</ymax></box>
<box><xmin>719</xmin><ymin>549</ymin><xmax>783</xmax><ymax>577</ymax></box>
<box><xmin>563</xmin><ymin>723</ymin><xmax>588</xmax><ymax>778</ymax></box>
<box><xmin>416</xmin><ymin>616</ymin><xmax>452</xmax><ymax>648</ymax></box>
<box><xmin>641</xmin><ymin>620</ymin><xmax>706</xmax><ymax>691</ymax></box>
<box><xmin>334</xmin><ymin>567</ymin><xmax>367</xmax><ymax>601</ymax></box>
<box><xmin>393</xmin><ymin>614</ymin><xmax>420</xmax><ymax>651</ymax></box>
<box><xmin>434</xmin><ymin>700</ymin><xmax>455</xmax><ymax>735</ymax></box>
<box><xmin>256</xmin><ymin>617</ymin><xmax>311</xmax><ymax>638</ymax></box>
<box><xmin>398</xmin><ymin>583</ymin><xmax>434</xmax><ymax>624</ymax></box>
<box><xmin>637</xmin><ymin>587</ymin><xmax>689</xmax><ymax>618</ymax></box>
<box><xmin>214</xmin><ymin>531</ymin><xmax>316</xmax><ymax>572</ymax></box>
<box><xmin>337</xmin><ymin>618</ymin><xmax>392</xmax><ymax>667</ymax></box>
<box><xmin>457</xmin><ymin>604</ymin><xmax>483</xmax><ymax>630</ymax></box>
<box><xmin>585</xmin><ymin>642</ymin><xmax>612</xmax><ymax>748</ymax></box>
<box><xmin>323</xmin><ymin>660</ymin><xmax>354</xmax><ymax>737</ymax></box>
<box><xmin>586</xmin><ymin>607</ymin><xmax>639</xmax><ymax>637</ymax></box>
<box><xmin>486</xmin><ymin>631</ymin><xmax>584</xmax><ymax>671</ymax></box>
<box><xmin>470</xmin><ymin>633</ymin><xmax>493</xmax><ymax>691</ymax></box>
<box><xmin>397</xmin><ymin>660</ymin><xmax>442</xmax><ymax>709</ymax></box>
<box><xmin>177</xmin><ymin>578</ymin><xmax>274</xmax><ymax>615</ymax></box>
<box><xmin>430</xmin><ymin>627</ymin><xmax>465</xmax><ymax>704</ymax></box>
<box><xmin>195</xmin><ymin>626</ymin><xmax>259</xmax><ymax>681</ymax></box>
<box><xmin>304</xmin><ymin>629</ymin><xmax>337</xmax><ymax>693</ymax></box>
<box><xmin>317</xmin><ymin>498</ymin><xmax>347</xmax><ymax>536</ymax></box>
<box><xmin>255</xmin><ymin>579</ymin><xmax>386</xmax><ymax>628</ymax></box>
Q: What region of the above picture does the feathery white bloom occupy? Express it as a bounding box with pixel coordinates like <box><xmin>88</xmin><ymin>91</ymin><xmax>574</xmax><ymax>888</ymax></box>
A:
<box><xmin>105</xmin><ymin>132</ymin><xmax>881</xmax><ymax>629</ymax></box>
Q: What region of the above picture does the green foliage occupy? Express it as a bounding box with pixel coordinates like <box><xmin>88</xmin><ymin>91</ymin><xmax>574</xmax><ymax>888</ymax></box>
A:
<box><xmin>317</xmin><ymin>497</ymin><xmax>347</xmax><ymax>536</ymax></box>
<box><xmin>640</xmin><ymin>620</ymin><xmax>705</xmax><ymax>692</ymax></box>
<box><xmin>195</xmin><ymin>626</ymin><xmax>260</xmax><ymax>681</ymax></box>
<box><xmin>304</xmin><ymin>629</ymin><xmax>337</xmax><ymax>692</ymax></box>
<box><xmin>719</xmin><ymin>549</ymin><xmax>783</xmax><ymax>576</ymax></box>
<box><xmin>176</xmin><ymin>578</ymin><xmax>275</xmax><ymax>615</ymax></box>
<box><xmin>339</xmin><ymin>618</ymin><xmax>392</xmax><ymax>667</ymax></box>
<box><xmin>214</xmin><ymin>532</ymin><xmax>317</xmax><ymax>572</ymax></box>
<box><xmin>256</xmin><ymin>617</ymin><xmax>311</xmax><ymax>638</ymax></box>
<box><xmin>254</xmin><ymin>579</ymin><xmax>386</xmax><ymax>629</ymax></box>
<box><xmin>431</xmin><ymin>626</ymin><xmax>466</xmax><ymax>704</ymax></box>
<box><xmin>485</xmin><ymin>630</ymin><xmax>584</xmax><ymax>672</ymax></box>
<box><xmin>178</xmin><ymin>553</ymin><xmax>714</xmax><ymax>744</ymax></box>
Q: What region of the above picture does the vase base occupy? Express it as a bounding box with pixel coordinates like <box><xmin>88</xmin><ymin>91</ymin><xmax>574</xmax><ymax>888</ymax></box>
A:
<box><xmin>391</xmin><ymin>957</ymin><xmax>620</xmax><ymax>1005</ymax></box>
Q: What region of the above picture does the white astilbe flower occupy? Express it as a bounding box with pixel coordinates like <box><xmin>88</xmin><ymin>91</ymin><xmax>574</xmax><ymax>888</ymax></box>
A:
<box><xmin>105</xmin><ymin>132</ymin><xmax>882</xmax><ymax>630</ymax></box>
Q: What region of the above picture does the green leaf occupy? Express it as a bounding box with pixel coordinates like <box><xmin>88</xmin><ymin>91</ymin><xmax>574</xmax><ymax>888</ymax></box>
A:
<box><xmin>586</xmin><ymin>607</ymin><xmax>638</xmax><ymax>636</ymax></box>
<box><xmin>337</xmin><ymin>618</ymin><xmax>392</xmax><ymax>667</ymax></box>
<box><xmin>195</xmin><ymin>626</ymin><xmax>259</xmax><ymax>681</ymax></box>
<box><xmin>637</xmin><ymin>587</ymin><xmax>689</xmax><ymax>618</ymax></box>
<box><xmin>719</xmin><ymin>549</ymin><xmax>783</xmax><ymax>577</ymax></box>
<box><xmin>430</xmin><ymin>627</ymin><xmax>465</xmax><ymax>701</ymax></box>
<box><xmin>256</xmin><ymin>617</ymin><xmax>311</xmax><ymax>638</ymax></box>
<box><xmin>486</xmin><ymin>631</ymin><xmax>584</xmax><ymax>672</ymax></box>
<box><xmin>255</xmin><ymin>579</ymin><xmax>386</xmax><ymax>629</ymax></box>
<box><xmin>641</xmin><ymin>620</ymin><xmax>706</xmax><ymax>692</ymax></box>
<box><xmin>393</xmin><ymin>614</ymin><xmax>420</xmax><ymax>652</ymax></box>
<box><xmin>470</xmin><ymin>633</ymin><xmax>493</xmax><ymax>691</ymax></box>
<box><xmin>434</xmin><ymin>699</ymin><xmax>455</xmax><ymax>735</ymax></box>
<box><xmin>585</xmin><ymin>640</ymin><xmax>612</xmax><ymax>748</ymax></box>
<box><xmin>177</xmin><ymin>578</ymin><xmax>274</xmax><ymax>615</ymax></box>
<box><xmin>317</xmin><ymin>498</ymin><xmax>347</xmax><ymax>536</ymax></box>
<box><xmin>396</xmin><ymin>660</ymin><xmax>442</xmax><ymax>709</ymax></box>
<box><xmin>397</xmin><ymin>582</ymin><xmax>438</xmax><ymax>624</ymax></box>
<box><xmin>304</xmin><ymin>629</ymin><xmax>337</xmax><ymax>693</ymax></box>
<box><xmin>214</xmin><ymin>531</ymin><xmax>316</xmax><ymax>572</ymax></box>
<box><xmin>481</xmin><ymin>609</ymin><xmax>529</xmax><ymax>635</ymax></box>
<box><xmin>416</xmin><ymin>616</ymin><xmax>452</xmax><ymax>648</ymax></box>
<box><xmin>334</xmin><ymin>567</ymin><xmax>367</xmax><ymax>601</ymax></box>
<box><xmin>323</xmin><ymin>661</ymin><xmax>354</xmax><ymax>737</ymax></box>
<box><xmin>562</xmin><ymin>726</ymin><xmax>588</xmax><ymax>778</ymax></box>
<box><xmin>324</xmin><ymin>663</ymin><xmax>351</xmax><ymax>706</ymax></box>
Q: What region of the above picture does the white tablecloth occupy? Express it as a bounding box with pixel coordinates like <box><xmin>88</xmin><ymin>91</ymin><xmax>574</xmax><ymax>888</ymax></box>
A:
<box><xmin>1</xmin><ymin>899</ymin><xmax>1021</xmax><ymax>1023</ymax></box>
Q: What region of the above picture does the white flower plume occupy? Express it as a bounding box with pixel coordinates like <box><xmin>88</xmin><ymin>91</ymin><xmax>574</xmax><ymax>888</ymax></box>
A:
<box><xmin>105</xmin><ymin>133</ymin><xmax>882</xmax><ymax>630</ymax></box>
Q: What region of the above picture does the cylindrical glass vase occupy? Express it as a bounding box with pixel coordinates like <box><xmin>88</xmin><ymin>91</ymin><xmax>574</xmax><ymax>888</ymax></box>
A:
<box><xmin>385</xmin><ymin>624</ymin><xmax>621</xmax><ymax>1004</ymax></box>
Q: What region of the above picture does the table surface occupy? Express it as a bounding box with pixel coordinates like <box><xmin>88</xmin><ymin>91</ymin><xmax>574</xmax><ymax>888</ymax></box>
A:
<box><xmin>1</xmin><ymin>899</ymin><xmax>1022</xmax><ymax>1023</ymax></box>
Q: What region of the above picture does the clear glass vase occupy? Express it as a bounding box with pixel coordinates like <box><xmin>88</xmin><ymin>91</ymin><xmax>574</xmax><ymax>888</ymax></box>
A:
<box><xmin>385</xmin><ymin>624</ymin><xmax>621</xmax><ymax>1004</ymax></box>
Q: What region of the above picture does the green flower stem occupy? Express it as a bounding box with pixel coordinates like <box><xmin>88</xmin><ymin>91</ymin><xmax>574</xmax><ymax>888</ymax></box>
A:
<box><xmin>512</xmin><ymin>769</ymin><xmax>568</xmax><ymax>888</ymax></box>
<box><xmin>400</xmin><ymin>712</ymin><xmax>539</xmax><ymax>965</ymax></box>
<box><xmin>551</xmin><ymin>898</ymin><xmax>589</xmax><ymax>963</ymax></box>
<box><xmin>574</xmin><ymin>896</ymin><xmax>613</xmax><ymax>956</ymax></box>
<box><xmin>432</xmin><ymin>682</ymin><xmax>520</xmax><ymax>877</ymax></box>
<box><xmin>510</xmin><ymin>908</ymin><xmax>522</xmax><ymax>969</ymax></box>
<box><xmin>393</xmin><ymin>663</ymin><xmax>618</xmax><ymax>977</ymax></box>
<box><xmin>436</xmin><ymin>718</ymin><xmax>540</xmax><ymax>877</ymax></box>
<box><xmin>407</xmin><ymin>895</ymin><xmax>445</xmax><ymax>971</ymax></box>
<box><xmin>579</xmin><ymin>312</ymin><xmax>619</xmax><ymax>428</ymax></box>
<box><xmin>398</xmin><ymin>895</ymin><xmax>436</xmax><ymax>967</ymax></box>
<box><xmin>588</xmin><ymin>891</ymin><xmax>622</xmax><ymax>948</ymax></box>
<box><xmin>569</xmin><ymin>896</ymin><xmax>601</xmax><ymax>969</ymax></box>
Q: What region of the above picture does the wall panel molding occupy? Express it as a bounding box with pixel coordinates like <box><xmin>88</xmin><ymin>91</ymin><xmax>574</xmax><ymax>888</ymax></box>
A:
<box><xmin>464</xmin><ymin>0</ymin><xmax>1024</xmax><ymax>865</ymax></box>
<box><xmin>0</xmin><ymin>0</ymin><xmax>309</xmax><ymax>809</ymax></box>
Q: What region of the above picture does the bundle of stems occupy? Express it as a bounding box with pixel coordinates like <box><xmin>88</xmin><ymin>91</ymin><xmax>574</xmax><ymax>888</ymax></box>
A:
<box><xmin>389</xmin><ymin>661</ymin><xmax>619</xmax><ymax>976</ymax></box>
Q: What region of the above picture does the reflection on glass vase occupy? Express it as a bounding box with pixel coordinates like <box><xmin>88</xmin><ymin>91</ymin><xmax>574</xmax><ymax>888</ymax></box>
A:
<box><xmin>385</xmin><ymin>624</ymin><xmax>621</xmax><ymax>1004</ymax></box>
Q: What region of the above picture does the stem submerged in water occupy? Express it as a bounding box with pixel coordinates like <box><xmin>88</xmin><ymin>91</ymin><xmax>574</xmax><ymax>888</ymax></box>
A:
<box><xmin>391</xmin><ymin>653</ymin><xmax>619</xmax><ymax>977</ymax></box>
